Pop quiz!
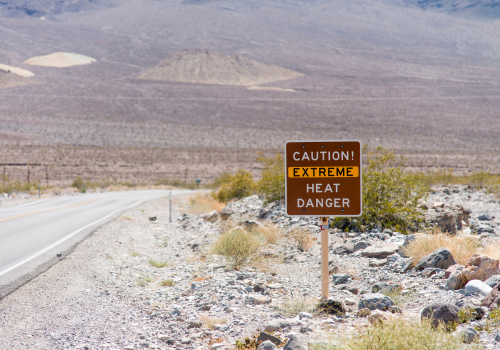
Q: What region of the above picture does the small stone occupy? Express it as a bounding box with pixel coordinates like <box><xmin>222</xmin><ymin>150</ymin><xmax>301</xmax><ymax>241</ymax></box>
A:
<box><xmin>353</xmin><ymin>241</ymin><xmax>370</xmax><ymax>252</ymax></box>
<box><xmin>283</xmin><ymin>335</ymin><xmax>306</xmax><ymax>350</ymax></box>
<box><xmin>358</xmin><ymin>293</ymin><xmax>393</xmax><ymax>311</ymax></box>
<box><xmin>211</xmin><ymin>344</ymin><xmax>225</xmax><ymax>349</ymax></box>
<box><xmin>369</xmin><ymin>259</ymin><xmax>387</xmax><ymax>267</ymax></box>
<box><xmin>157</xmin><ymin>334</ymin><xmax>170</xmax><ymax>340</ymax></box>
<box><xmin>257</xmin><ymin>332</ymin><xmax>282</xmax><ymax>345</ymax></box>
<box><xmin>371</xmin><ymin>282</ymin><xmax>399</xmax><ymax>295</ymax></box>
<box><xmin>300</xmin><ymin>326</ymin><xmax>313</xmax><ymax>333</ymax></box>
<box><xmin>246</xmin><ymin>294</ymin><xmax>271</xmax><ymax>305</ymax></box>
<box><xmin>485</xmin><ymin>275</ymin><xmax>500</xmax><ymax>288</ymax></box>
<box><xmin>464</xmin><ymin>279</ymin><xmax>493</xmax><ymax>296</ymax></box>
<box><xmin>421</xmin><ymin>303</ymin><xmax>459</xmax><ymax>329</ymax></box>
<box><xmin>332</xmin><ymin>274</ymin><xmax>350</xmax><ymax>285</ymax></box>
<box><xmin>316</xmin><ymin>299</ymin><xmax>346</xmax><ymax>315</ymax></box>
<box><xmin>258</xmin><ymin>340</ymin><xmax>277</xmax><ymax>350</ymax></box>
<box><xmin>462</xmin><ymin>327</ymin><xmax>479</xmax><ymax>344</ymax></box>
<box><xmin>361</xmin><ymin>244</ymin><xmax>400</xmax><ymax>259</ymax></box>
<box><xmin>264</xmin><ymin>320</ymin><xmax>291</xmax><ymax>332</ymax></box>
<box><xmin>344</xmin><ymin>298</ymin><xmax>356</xmax><ymax>306</ymax></box>
<box><xmin>445</xmin><ymin>270</ymin><xmax>464</xmax><ymax>290</ymax></box>
<box><xmin>332</xmin><ymin>244</ymin><xmax>354</xmax><ymax>255</ymax></box>
<box><xmin>357</xmin><ymin>308</ymin><xmax>371</xmax><ymax>317</ymax></box>
<box><xmin>187</xmin><ymin>320</ymin><xmax>203</xmax><ymax>329</ymax></box>
<box><xmin>199</xmin><ymin>304</ymin><xmax>211</xmax><ymax>311</ymax></box>
<box><xmin>494</xmin><ymin>333</ymin><xmax>500</xmax><ymax>342</ymax></box>
<box><xmin>298</xmin><ymin>312</ymin><xmax>313</xmax><ymax>320</ymax></box>
<box><xmin>181</xmin><ymin>338</ymin><xmax>191</xmax><ymax>344</ymax></box>
<box><xmin>267</xmin><ymin>283</ymin><xmax>282</xmax><ymax>289</ymax></box>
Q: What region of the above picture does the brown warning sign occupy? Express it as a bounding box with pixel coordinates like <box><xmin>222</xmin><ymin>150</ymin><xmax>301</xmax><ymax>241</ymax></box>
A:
<box><xmin>285</xmin><ymin>140</ymin><xmax>362</xmax><ymax>217</ymax></box>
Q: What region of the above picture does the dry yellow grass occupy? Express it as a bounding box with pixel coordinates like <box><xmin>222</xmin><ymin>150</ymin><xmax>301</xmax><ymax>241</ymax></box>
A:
<box><xmin>186</xmin><ymin>193</ymin><xmax>226</xmax><ymax>214</ymax></box>
<box><xmin>252</xmin><ymin>222</ymin><xmax>283</xmax><ymax>244</ymax></box>
<box><xmin>289</xmin><ymin>227</ymin><xmax>316</xmax><ymax>252</ymax></box>
<box><xmin>199</xmin><ymin>315</ymin><xmax>227</xmax><ymax>330</ymax></box>
<box><xmin>402</xmin><ymin>230</ymin><xmax>481</xmax><ymax>265</ymax></box>
<box><xmin>479</xmin><ymin>242</ymin><xmax>500</xmax><ymax>261</ymax></box>
<box><xmin>118</xmin><ymin>214</ymin><xmax>134</xmax><ymax>221</ymax></box>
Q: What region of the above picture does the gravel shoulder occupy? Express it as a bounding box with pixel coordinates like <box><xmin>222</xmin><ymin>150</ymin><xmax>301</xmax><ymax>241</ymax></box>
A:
<box><xmin>1</xmin><ymin>187</ymin><xmax>500</xmax><ymax>349</ymax></box>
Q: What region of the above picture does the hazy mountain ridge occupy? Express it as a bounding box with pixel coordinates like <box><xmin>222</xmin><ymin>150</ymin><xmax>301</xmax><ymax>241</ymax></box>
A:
<box><xmin>404</xmin><ymin>0</ymin><xmax>500</xmax><ymax>17</ymax></box>
<box><xmin>0</xmin><ymin>0</ymin><xmax>113</xmax><ymax>18</ymax></box>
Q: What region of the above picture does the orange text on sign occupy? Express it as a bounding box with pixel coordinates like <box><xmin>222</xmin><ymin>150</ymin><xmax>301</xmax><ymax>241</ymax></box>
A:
<box><xmin>287</xmin><ymin>166</ymin><xmax>359</xmax><ymax>178</ymax></box>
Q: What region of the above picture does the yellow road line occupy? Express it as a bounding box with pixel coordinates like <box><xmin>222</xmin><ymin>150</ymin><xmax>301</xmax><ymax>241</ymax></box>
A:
<box><xmin>0</xmin><ymin>198</ymin><xmax>99</xmax><ymax>223</ymax></box>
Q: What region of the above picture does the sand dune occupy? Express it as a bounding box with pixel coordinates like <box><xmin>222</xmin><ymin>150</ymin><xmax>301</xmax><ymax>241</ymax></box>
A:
<box><xmin>24</xmin><ymin>52</ymin><xmax>96</xmax><ymax>68</ymax></box>
<box><xmin>137</xmin><ymin>49</ymin><xmax>304</xmax><ymax>86</ymax></box>
<box><xmin>0</xmin><ymin>63</ymin><xmax>35</xmax><ymax>77</ymax></box>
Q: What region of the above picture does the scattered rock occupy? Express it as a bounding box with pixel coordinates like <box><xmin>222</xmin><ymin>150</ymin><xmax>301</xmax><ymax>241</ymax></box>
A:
<box><xmin>369</xmin><ymin>259</ymin><xmax>387</xmax><ymax>267</ymax></box>
<box><xmin>398</xmin><ymin>234</ymin><xmax>416</xmax><ymax>258</ymax></box>
<box><xmin>332</xmin><ymin>274</ymin><xmax>350</xmax><ymax>285</ymax></box>
<box><xmin>332</xmin><ymin>244</ymin><xmax>354</xmax><ymax>255</ymax></box>
<box><xmin>415</xmin><ymin>248</ymin><xmax>456</xmax><ymax>271</ymax></box>
<box><xmin>371</xmin><ymin>282</ymin><xmax>399</xmax><ymax>295</ymax></box>
<box><xmin>246</xmin><ymin>294</ymin><xmax>271</xmax><ymax>305</ymax></box>
<box><xmin>353</xmin><ymin>241</ymin><xmax>370</xmax><ymax>252</ymax></box>
<box><xmin>421</xmin><ymin>303</ymin><xmax>459</xmax><ymax>329</ymax></box>
<box><xmin>485</xmin><ymin>275</ymin><xmax>500</xmax><ymax>288</ymax></box>
<box><xmin>481</xmin><ymin>283</ymin><xmax>500</xmax><ymax>309</ymax></box>
<box><xmin>462</xmin><ymin>327</ymin><xmax>480</xmax><ymax>344</ymax></box>
<box><xmin>283</xmin><ymin>335</ymin><xmax>306</xmax><ymax>350</ymax></box>
<box><xmin>298</xmin><ymin>312</ymin><xmax>313</xmax><ymax>320</ymax></box>
<box><xmin>464</xmin><ymin>280</ymin><xmax>493</xmax><ymax>296</ymax></box>
<box><xmin>187</xmin><ymin>320</ymin><xmax>203</xmax><ymax>329</ymax></box>
<box><xmin>264</xmin><ymin>320</ymin><xmax>291</xmax><ymax>333</ymax></box>
<box><xmin>368</xmin><ymin>310</ymin><xmax>389</xmax><ymax>325</ymax></box>
<box><xmin>149</xmin><ymin>216</ymin><xmax>157</xmax><ymax>221</ymax></box>
<box><xmin>357</xmin><ymin>308</ymin><xmax>371</xmax><ymax>317</ymax></box>
<box><xmin>361</xmin><ymin>244</ymin><xmax>400</xmax><ymax>259</ymax></box>
<box><xmin>258</xmin><ymin>332</ymin><xmax>282</xmax><ymax>345</ymax></box>
<box><xmin>258</xmin><ymin>340</ymin><xmax>278</xmax><ymax>350</ymax></box>
<box><xmin>494</xmin><ymin>333</ymin><xmax>500</xmax><ymax>342</ymax></box>
<box><xmin>316</xmin><ymin>299</ymin><xmax>346</xmax><ymax>315</ymax></box>
<box><xmin>461</xmin><ymin>254</ymin><xmax>499</xmax><ymax>284</ymax></box>
<box><xmin>445</xmin><ymin>264</ymin><xmax>464</xmax><ymax>279</ymax></box>
<box><xmin>388</xmin><ymin>305</ymin><xmax>403</xmax><ymax>313</ymax></box>
<box><xmin>358</xmin><ymin>293</ymin><xmax>393</xmax><ymax>311</ymax></box>
<box><xmin>445</xmin><ymin>270</ymin><xmax>464</xmax><ymax>290</ymax></box>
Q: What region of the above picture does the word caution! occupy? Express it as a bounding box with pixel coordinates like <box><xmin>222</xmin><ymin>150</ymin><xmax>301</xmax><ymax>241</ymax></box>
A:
<box><xmin>285</xmin><ymin>140</ymin><xmax>362</xmax><ymax>217</ymax></box>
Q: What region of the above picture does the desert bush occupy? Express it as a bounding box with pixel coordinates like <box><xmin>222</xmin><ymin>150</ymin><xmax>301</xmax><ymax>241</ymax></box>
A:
<box><xmin>257</xmin><ymin>152</ymin><xmax>285</xmax><ymax>203</ymax></box>
<box><xmin>71</xmin><ymin>176</ymin><xmax>86</xmax><ymax>192</ymax></box>
<box><xmin>148</xmin><ymin>258</ymin><xmax>168</xmax><ymax>268</ymax></box>
<box><xmin>1</xmin><ymin>179</ymin><xmax>41</xmax><ymax>193</ymax></box>
<box><xmin>211</xmin><ymin>227</ymin><xmax>261</xmax><ymax>269</ymax></box>
<box><xmin>402</xmin><ymin>230</ymin><xmax>481</xmax><ymax>265</ymax></box>
<box><xmin>186</xmin><ymin>193</ymin><xmax>226</xmax><ymax>214</ymax></box>
<box><xmin>309</xmin><ymin>318</ymin><xmax>469</xmax><ymax>350</ymax></box>
<box><xmin>160</xmin><ymin>279</ymin><xmax>175</xmax><ymax>287</ymax></box>
<box><xmin>212</xmin><ymin>169</ymin><xmax>256</xmax><ymax>203</ymax></box>
<box><xmin>289</xmin><ymin>227</ymin><xmax>316</xmax><ymax>252</ymax></box>
<box><xmin>334</xmin><ymin>146</ymin><xmax>427</xmax><ymax>233</ymax></box>
<box><xmin>276</xmin><ymin>294</ymin><xmax>317</xmax><ymax>317</ymax></box>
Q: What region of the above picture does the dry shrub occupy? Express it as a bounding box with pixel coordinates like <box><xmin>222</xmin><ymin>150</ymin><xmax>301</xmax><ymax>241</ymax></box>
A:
<box><xmin>118</xmin><ymin>214</ymin><xmax>134</xmax><ymax>221</ymax></box>
<box><xmin>289</xmin><ymin>227</ymin><xmax>316</xmax><ymax>252</ymax></box>
<box><xmin>148</xmin><ymin>258</ymin><xmax>168</xmax><ymax>268</ymax></box>
<box><xmin>211</xmin><ymin>227</ymin><xmax>261</xmax><ymax>269</ymax></box>
<box><xmin>402</xmin><ymin>230</ymin><xmax>481</xmax><ymax>265</ymax></box>
<box><xmin>276</xmin><ymin>295</ymin><xmax>317</xmax><ymax>317</ymax></box>
<box><xmin>310</xmin><ymin>318</ymin><xmax>470</xmax><ymax>350</ymax></box>
<box><xmin>199</xmin><ymin>315</ymin><xmax>227</xmax><ymax>330</ymax></box>
<box><xmin>160</xmin><ymin>279</ymin><xmax>175</xmax><ymax>286</ymax></box>
<box><xmin>252</xmin><ymin>222</ymin><xmax>283</xmax><ymax>244</ymax></box>
<box><xmin>479</xmin><ymin>242</ymin><xmax>500</xmax><ymax>261</ymax></box>
<box><xmin>105</xmin><ymin>185</ymin><xmax>130</xmax><ymax>192</ymax></box>
<box><xmin>186</xmin><ymin>193</ymin><xmax>226</xmax><ymax>214</ymax></box>
<box><xmin>340</xmin><ymin>267</ymin><xmax>360</xmax><ymax>281</ymax></box>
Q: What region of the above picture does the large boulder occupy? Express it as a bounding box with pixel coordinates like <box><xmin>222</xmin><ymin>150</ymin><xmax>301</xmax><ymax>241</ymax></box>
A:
<box><xmin>415</xmin><ymin>248</ymin><xmax>456</xmax><ymax>271</ymax></box>
<box><xmin>425</xmin><ymin>205</ymin><xmax>471</xmax><ymax>234</ymax></box>
<box><xmin>461</xmin><ymin>254</ymin><xmax>499</xmax><ymax>284</ymax></box>
<box><xmin>464</xmin><ymin>280</ymin><xmax>493</xmax><ymax>297</ymax></box>
<box><xmin>358</xmin><ymin>293</ymin><xmax>393</xmax><ymax>311</ymax></box>
<box><xmin>481</xmin><ymin>283</ymin><xmax>500</xmax><ymax>309</ymax></box>
<box><xmin>445</xmin><ymin>270</ymin><xmax>464</xmax><ymax>291</ymax></box>
<box><xmin>421</xmin><ymin>303</ymin><xmax>459</xmax><ymax>329</ymax></box>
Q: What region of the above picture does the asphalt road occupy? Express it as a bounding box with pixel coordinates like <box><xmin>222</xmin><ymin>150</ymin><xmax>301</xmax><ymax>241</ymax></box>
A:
<box><xmin>0</xmin><ymin>189</ymin><xmax>194</xmax><ymax>298</ymax></box>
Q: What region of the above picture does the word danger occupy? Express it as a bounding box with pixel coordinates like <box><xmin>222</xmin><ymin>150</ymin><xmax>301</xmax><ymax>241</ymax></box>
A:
<box><xmin>292</xmin><ymin>151</ymin><xmax>355</xmax><ymax>161</ymax></box>
<box><xmin>288</xmin><ymin>166</ymin><xmax>359</xmax><ymax>178</ymax></box>
<box><xmin>297</xmin><ymin>198</ymin><xmax>350</xmax><ymax>208</ymax></box>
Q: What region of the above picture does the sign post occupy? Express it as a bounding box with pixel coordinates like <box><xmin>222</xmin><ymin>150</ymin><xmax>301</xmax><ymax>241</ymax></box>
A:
<box><xmin>285</xmin><ymin>140</ymin><xmax>362</xmax><ymax>299</ymax></box>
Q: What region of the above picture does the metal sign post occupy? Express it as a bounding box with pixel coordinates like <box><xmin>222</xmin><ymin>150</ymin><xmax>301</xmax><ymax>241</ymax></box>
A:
<box><xmin>285</xmin><ymin>140</ymin><xmax>362</xmax><ymax>300</ymax></box>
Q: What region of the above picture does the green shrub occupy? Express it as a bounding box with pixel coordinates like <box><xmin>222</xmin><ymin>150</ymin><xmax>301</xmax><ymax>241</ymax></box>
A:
<box><xmin>212</xmin><ymin>169</ymin><xmax>256</xmax><ymax>203</ymax></box>
<box><xmin>257</xmin><ymin>153</ymin><xmax>285</xmax><ymax>203</ymax></box>
<box><xmin>334</xmin><ymin>146</ymin><xmax>427</xmax><ymax>233</ymax></box>
<box><xmin>71</xmin><ymin>176</ymin><xmax>86</xmax><ymax>192</ymax></box>
<box><xmin>211</xmin><ymin>227</ymin><xmax>261</xmax><ymax>269</ymax></box>
<box><xmin>309</xmin><ymin>318</ymin><xmax>469</xmax><ymax>350</ymax></box>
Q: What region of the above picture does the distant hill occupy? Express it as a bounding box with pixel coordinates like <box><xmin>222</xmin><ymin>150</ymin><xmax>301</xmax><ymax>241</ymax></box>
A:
<box><xmin>0</xmin><ymin>69</ymin><xmax>35</xmax><ymax>89</ymax></box>
<box><xmin>404</xmin><ymin>0</ymin><xmax>500</xmax><ymax>18</ymax></box>
<box><xmin>0</xmin><ymin>0</ymin><xmax>112</xmax><ymax>18</ymax></box>
<box><xmin>137</xmin><ymin>49</ymin><xmax>304</xmax><ymax>87</ymax></box>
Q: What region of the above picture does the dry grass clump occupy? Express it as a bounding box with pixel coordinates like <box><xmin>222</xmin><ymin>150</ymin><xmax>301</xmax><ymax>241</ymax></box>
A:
<box><xmin>402</xmin><ymin>230</ymin><xmax>481</xmax><ymax>265</ymax></box>
<box><xmin>288</xmin><ymin>227</ymin><xmax>316</xmax><ymax>252</ymax></box>
<box><xmin>275</xmin><ymin>295</ymin><xmax>317</xmax><ymax>317</ymax></box>
<box><xmin>211</xmin><ymin>227</ymin><xmax>261</xmax><ymax>269</ymax></box>
<box><xmin>199</xmin><ymin>315</ymin><xmax>227</xmax><ymax>330</ymax></box>
<box><xmin>160</xmin><ymin>279</ymin><xmax>175</xmax><ymax>287</ymax></box>
<box><xmin>479</xmin><ymin>242</ymin><xmax>500</xmax><ymax>261</ymax></box>
<box><xmin>186</xmin><ymin>193</ymin><xmax>226</xmax><ymax>214</ymax></box>
<box><xmin>148</xmin><ymin>258</ymin><xmax>168</xmax><ymax>268</ymax></box>
<box><xmin>310</xmin><ymin>318</ymin><xmax>472</xmax><ymax>350</ymax></box>
<box><xmin>252</xmin><ymin>222</ymin><xmax>283</xmax><ymax>244</ymax></box>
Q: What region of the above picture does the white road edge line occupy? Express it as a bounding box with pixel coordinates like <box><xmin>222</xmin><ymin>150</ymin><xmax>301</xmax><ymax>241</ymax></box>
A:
<box><xmin>11</xmin><ymin>199</ymin><xmax>49</xmax><ymax>208</ymax></box>
<box><xmin>0</xmin><ymin>200</ymin><xmax>144</xmax><ymax>277</ymax></box>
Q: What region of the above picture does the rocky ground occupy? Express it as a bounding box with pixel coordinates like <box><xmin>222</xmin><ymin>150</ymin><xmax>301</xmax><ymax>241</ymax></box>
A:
<box><xmin>1</xmin><ymin>186</ymin><xmax>500</xmax><ymax>349</ymax></box>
